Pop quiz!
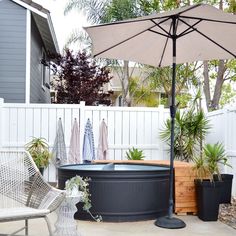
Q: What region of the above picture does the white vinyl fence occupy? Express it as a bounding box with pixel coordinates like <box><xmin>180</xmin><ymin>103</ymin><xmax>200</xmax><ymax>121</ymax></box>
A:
<box><xmin>0</xmin><ymin>98</ymin><xmax>170</xmax><ymax>182</ymax></box>
<box><xmin>0</xmin><ymin>97</ymin><xmax>235</xmax><ymax>196</ymax></box>
<box><xmin>206</xmin><ymin>108</ymin><xmax>236</xmax><ymax>196</ymax></box>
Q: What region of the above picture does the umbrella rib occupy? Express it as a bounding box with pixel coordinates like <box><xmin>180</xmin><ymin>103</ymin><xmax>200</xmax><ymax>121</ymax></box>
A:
<box><xmin>158</xmin><ymin>37</ymin><xmax>170</xmax><ymax>68</ymax></box>
<box><xmin>181</xmin><ymin>19</ymin><xmax>236</xmax><ymax>58</ymax></box>
<box><xmin>94</xmin><ymin>24</ymin><xmax>157</xmax><ymax>57</ymax></box>
<box><xmin>148</xmin><ymin>29</ymin><xmax>170</xmax><ymax>38</ymax></box>
<box><xmin>159</xmin><ymin>22</ymin><xmax>173</xmax><ymax>67</ymax></box>
<box><xmin>150</xmin><ymin>18</ymin><xmax>172</xmax><ymax>36</ymax></box>
<box><xmin>181</xmin><ymin>15</ymin><xmax>236</xmax><ymax>25</ymax></box>
<box><xmin>178</xmin><ymin>19</ymin><xmax>202</xmax><ymax>38</ymax></box>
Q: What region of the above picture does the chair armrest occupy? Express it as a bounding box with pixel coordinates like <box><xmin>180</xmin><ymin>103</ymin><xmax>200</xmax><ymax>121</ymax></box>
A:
<box><xmin>27</xmin><ymin>173</ymin><xmax>65</xmax><ymax>212</ymax></box>
<box><xmin>38</xmin><ymin>186</ymin><xmax>66</xmax><ymax>212</ymax></box>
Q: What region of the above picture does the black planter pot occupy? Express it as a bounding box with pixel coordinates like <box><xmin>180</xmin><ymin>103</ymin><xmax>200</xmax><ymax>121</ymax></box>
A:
<box><xmin>213</xmin><ymin>174</ymin><xmax>233</xmax><ymax>204</ymax></box>
<box><xmin>195</xmin><ymin>179</ymin><xmax>221</xmax><ymax>221</ymax></box>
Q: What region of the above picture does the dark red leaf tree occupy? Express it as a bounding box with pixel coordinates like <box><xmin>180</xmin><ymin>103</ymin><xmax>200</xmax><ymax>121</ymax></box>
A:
<box><xmin>50</xmin><ymin>49</ymin><xmax>113</xmax><ymax>105</ymax></box>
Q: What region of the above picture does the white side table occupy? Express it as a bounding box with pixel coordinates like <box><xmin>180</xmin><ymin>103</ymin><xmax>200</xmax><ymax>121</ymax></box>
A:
<box><xmin>54</xmin><ymin>195</ymin><xmax>81</xmax><ymax>236</ymax></box>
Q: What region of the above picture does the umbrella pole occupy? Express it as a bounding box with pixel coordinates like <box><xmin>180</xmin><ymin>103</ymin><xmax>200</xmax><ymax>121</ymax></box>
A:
<box><xmin>155</xmin><ymin>16</ymin><xmax>186</xmax><ymax>229</ymax></box>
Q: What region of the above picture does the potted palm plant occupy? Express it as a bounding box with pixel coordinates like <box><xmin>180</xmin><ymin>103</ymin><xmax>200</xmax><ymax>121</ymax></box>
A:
<box><xmin>25</xmin><ymin>137</ymin><xmax>51</xmax><ymax>175</ymax></box>
<box><xmin>193</xmin><ymin>153</ymin><xmax>222</xmax><ymax>221</ymax></box>
<box><xmin>204</xmin><ymin>143</ymin><xmax>233</xmax><ymax>204</ymax></box>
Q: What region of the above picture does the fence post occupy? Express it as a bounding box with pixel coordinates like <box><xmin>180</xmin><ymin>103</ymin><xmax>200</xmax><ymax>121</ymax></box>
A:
<box><xmin>0</xmin><ymin>98</ymin><xmax>4</xmax><ymax>148</ymax></box>
<box><xmin>223</xmin><ymin>108</ymin><xmax>228</xmax><ymax>173</ymax></box>
<box><xmin>79</xmin><ymin>101</ymin><xmax>86</xmax><ymax>163</ymax></box>
<box><xmin>158</xmin><ymin>105</ymin><xmax>165</xmax><ymax>160</ymax></box>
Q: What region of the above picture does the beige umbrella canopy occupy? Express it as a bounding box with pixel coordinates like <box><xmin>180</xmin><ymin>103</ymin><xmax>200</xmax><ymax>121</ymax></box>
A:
<box><xmin>85</xmin><ymin>4</ymin><xmax>236</xmax><ymax>67</ymax></box>
<box><xmin>84</xmin><ymin>3</ymin><xmax>236</xmax><ymax>229</ymax></box>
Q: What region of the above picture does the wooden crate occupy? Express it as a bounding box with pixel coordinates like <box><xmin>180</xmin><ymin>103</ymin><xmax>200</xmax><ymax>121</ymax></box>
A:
<box><xmin>94</xmin><ymin>160</ymin><xmax>197</xmax><ymax>215</ymax></box>
<box><xmin>174</xmin><ymin>165</ymin><xmax>197</xmax><ymax>214</ymax></box>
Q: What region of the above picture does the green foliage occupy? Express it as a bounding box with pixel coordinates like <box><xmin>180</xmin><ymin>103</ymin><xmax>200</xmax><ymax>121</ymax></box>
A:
<box><xmin>25</xmin><ymin>137</ymin><xmax>51</xmax><ymax>169</ymax></box>
<box><xmin>65</xmin><ymin>176</ymin><xmax>91</xmax><ymax>211</ymax></box>
<box><xmin>139</xmin><ymin>0</ymin><xmax>161</xmax><ymax>14</ymax></box>
<box><xmin>192</xmin><ymin>155</ymin><xmax>212</xmax><ymax>180</ymax></box>
<box><xmin>161</xmin><ymin>93</ymin><xmax>211</xmax><ymax>162</ymax></box>
<box><xmin>219</xmin><ymin>83</ymin><xmax>236</xmax><ymax>108</ymax></box>
<box><xmin>102</xmin><ymin>0</ymin><xmax>141</xmax><ymax>22</ymax></box>
<box><xmin>176</xmin><ymin>93</ymin><xmax>192</xmax><ymax>108</ymax></box>
<box><xmin>193</xmin><ymin>142</ymin><xmax>231</xmax><ymax>180</ymax></box>
<box><xmin>129</xmin><ymin>76</ymin><xmax>159</xmax><ymax>107</ymax></box>
<box><xmin>146</xmin><ymin>63</ymin><xmax>199</xmax><ymax>107</ymax></box>
<box><xmin>126</xmin><ymin>147</ymin><xmax>145</xmax><ymax>160</ymax></box>
<box><xmin>203</xmin><ymin>142</ymin><xmax>231</xmax><ymax>179</ymax></box>
<box><xmin>65</xmin><ymin>175</ymin><xmax>102</xmax><ymax>222</ymax></box>
<box><xmin>227</xmin><ymin>0</ymin><xmax>236</xmax><ymax>13</ymax></box>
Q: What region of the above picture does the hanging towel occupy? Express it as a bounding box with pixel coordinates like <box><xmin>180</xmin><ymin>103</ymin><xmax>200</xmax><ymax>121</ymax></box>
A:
<box><xmin>68</xmin><ymin>119</ymin><xmax>80</xmax><ymax>164</ymax></box>
<box><xmin>82</xmin><ymin>118</ymin><xmax>95</xmax><ymax>162</ymax></box>
<box><xmin>52</xmin><ymin>118</ymin><xmax>67</xmax><ymax>167</ymax></box>
<box><xmin>97</xmin><ymin>119</ymin><xmax>108</xmax><ymax>160</ymax></box>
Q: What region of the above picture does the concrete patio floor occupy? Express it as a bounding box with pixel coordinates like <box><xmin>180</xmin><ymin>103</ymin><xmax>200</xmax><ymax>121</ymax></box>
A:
<box><xmin>0</xmin><ymin>213</ymin><xmax>235</xmax><ymax>236</ymax></box>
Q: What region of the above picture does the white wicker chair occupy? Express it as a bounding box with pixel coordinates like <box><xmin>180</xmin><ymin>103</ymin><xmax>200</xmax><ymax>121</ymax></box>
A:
<box><xmin>0</xmin><ymin>150</ymin><xmax>65</xmax><ymax>235</ymax></box>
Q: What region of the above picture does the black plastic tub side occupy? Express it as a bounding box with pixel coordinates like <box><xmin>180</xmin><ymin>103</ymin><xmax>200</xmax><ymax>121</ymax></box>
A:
<box><xmin>58</xmin><ymin>163</ymin><xmax>170</xmax><ymax>222</ymax></box>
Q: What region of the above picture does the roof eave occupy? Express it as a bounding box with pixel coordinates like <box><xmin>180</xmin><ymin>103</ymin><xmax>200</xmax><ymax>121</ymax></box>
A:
<box><xmin>12</xmin><ymin>0</ymin><xmax>59</xmax><ymax>54</ymax></box>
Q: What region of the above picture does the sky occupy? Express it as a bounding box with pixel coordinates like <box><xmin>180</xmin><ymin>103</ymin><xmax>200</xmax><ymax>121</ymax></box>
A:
<box><xmin>34</xmin><ymin>0</ymin><xmax>88</xmax><ymax>51</ymax></box>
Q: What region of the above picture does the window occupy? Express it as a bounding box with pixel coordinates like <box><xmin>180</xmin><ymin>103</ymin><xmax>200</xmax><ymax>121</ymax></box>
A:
<box><xmin>41</xmin><ymin>50</ymin><xmax>50</xmax><ymax>90</ymax></box>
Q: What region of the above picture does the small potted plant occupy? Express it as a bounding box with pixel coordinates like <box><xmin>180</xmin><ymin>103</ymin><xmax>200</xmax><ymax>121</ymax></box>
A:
<box><xmin>126</xmin><ymin>147</ymin><xmax>145</xmax><ymax>160</ymax></box>
<box><xmin>25</xmin><ymin>137</ymin><xmax>51</xmax><ymax>175</ymax></box>
<box><xmin>204</xmin><ymin>142</ymin><xmax>233</xmax><ymax>204</ymax></box>
<box><xmin>65</xmin><ymin>175</ymin><xmax>102</xmax><ymax>222</ymax></box>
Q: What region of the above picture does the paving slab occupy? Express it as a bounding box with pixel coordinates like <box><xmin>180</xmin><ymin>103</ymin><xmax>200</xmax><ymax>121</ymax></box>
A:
<box><xmin>0</xmin><ymin>214</ymin><xmax>235</xmax><ymax>236</ymax></box>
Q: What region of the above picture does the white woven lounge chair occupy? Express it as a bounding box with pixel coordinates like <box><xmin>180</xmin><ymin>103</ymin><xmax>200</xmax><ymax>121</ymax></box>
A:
<box><xmin>0</xmin><ymin>150</ymin><xmax>65</xmax><ymax>235</ymax></box>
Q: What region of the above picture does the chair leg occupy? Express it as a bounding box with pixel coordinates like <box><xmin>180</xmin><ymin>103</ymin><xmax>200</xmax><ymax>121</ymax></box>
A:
<box><xmin>44</xmin><ymin>216</ymin><xmax>53</xmax><ymax>236</ymax></box>
<box><xmin>25</xmin><ymin>219</ymin><xmax>28</xmax><ymax>235</ymax></box>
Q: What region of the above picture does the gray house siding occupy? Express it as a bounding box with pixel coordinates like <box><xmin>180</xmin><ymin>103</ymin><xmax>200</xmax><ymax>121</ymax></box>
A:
<box><xmin>0</xmin><ymin>0</ymin><xmax>26</xmax><ymax>103</ymax></box>
<box><xmin>30</xmin><ymin>16</ymin><xmax>51</xmax><ymax>104</ymax></box>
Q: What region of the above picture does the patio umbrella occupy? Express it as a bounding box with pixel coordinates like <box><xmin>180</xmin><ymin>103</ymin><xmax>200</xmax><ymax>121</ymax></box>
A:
<box><xmin>97</xmin><ymin>119</ymin><xmax>108</xmax><ymax>160</ymax></box>
<box><xmin>68</xmin><ymin>118</ymin><xmax>80</xmax><ymax>164</ymax></box>
<box><xmin>52</xmin><ymin>118</ymin><xmax>67</xmax><ymax>167</ymax></box>
<box><xmin>84</xmin><ymin>4</ymin><xmax>236</xmax><ymax>229</ymax></box>
<box><xmin>82</xmin><ymin>118</ymin><xmax>95</xmax><ymax>162</ymax></box>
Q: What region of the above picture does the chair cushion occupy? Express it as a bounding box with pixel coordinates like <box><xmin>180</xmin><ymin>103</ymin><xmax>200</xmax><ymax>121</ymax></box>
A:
<box><xmin>0</xmin><ymin>207</ymin><xmax>50</xmax><ymax>221</ymax></box>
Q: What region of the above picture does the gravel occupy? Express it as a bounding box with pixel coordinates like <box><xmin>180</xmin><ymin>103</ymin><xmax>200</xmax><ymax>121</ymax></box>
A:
<box><xmin>219</xmin><ymin>197</ymin><xmax>236</xmax><ymax>230</ymax></box>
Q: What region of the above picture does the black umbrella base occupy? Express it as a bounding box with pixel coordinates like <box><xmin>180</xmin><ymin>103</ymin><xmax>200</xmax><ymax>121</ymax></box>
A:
<box><xmin>155</xmin><ymin>216</ymin><xmax>186</xmax><ymax>229</ymax></box>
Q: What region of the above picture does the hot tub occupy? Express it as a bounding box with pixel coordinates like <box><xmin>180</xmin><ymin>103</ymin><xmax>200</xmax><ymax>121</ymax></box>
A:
<box><xmin>58</xmin><ymin>163</ymin><xmax>170</xmax><ymax>222</ymax></box>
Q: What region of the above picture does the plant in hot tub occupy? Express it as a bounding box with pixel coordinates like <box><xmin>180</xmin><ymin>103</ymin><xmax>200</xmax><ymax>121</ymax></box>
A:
<box><xmin>65</xmin><ymin>175</ymin><xmax>102</xmax><ymax>222</ymax></box>
<box><xmin>126</xmin><ymin>147</ymin><xmax>145</xmax><ymax>160</ymax></box>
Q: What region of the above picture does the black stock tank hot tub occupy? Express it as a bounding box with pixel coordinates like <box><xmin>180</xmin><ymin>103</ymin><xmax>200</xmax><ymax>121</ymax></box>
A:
<box><xmin>58</xmin><ymin>163</ymin><xmax>170</xmax><ymax>222</ymax></box>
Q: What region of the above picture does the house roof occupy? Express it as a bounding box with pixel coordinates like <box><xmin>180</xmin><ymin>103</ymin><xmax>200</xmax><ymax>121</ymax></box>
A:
<box><xmin>12</xmin><ymin>0</ymin><xmax>59</xmax><ymax>54</ymax></box>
